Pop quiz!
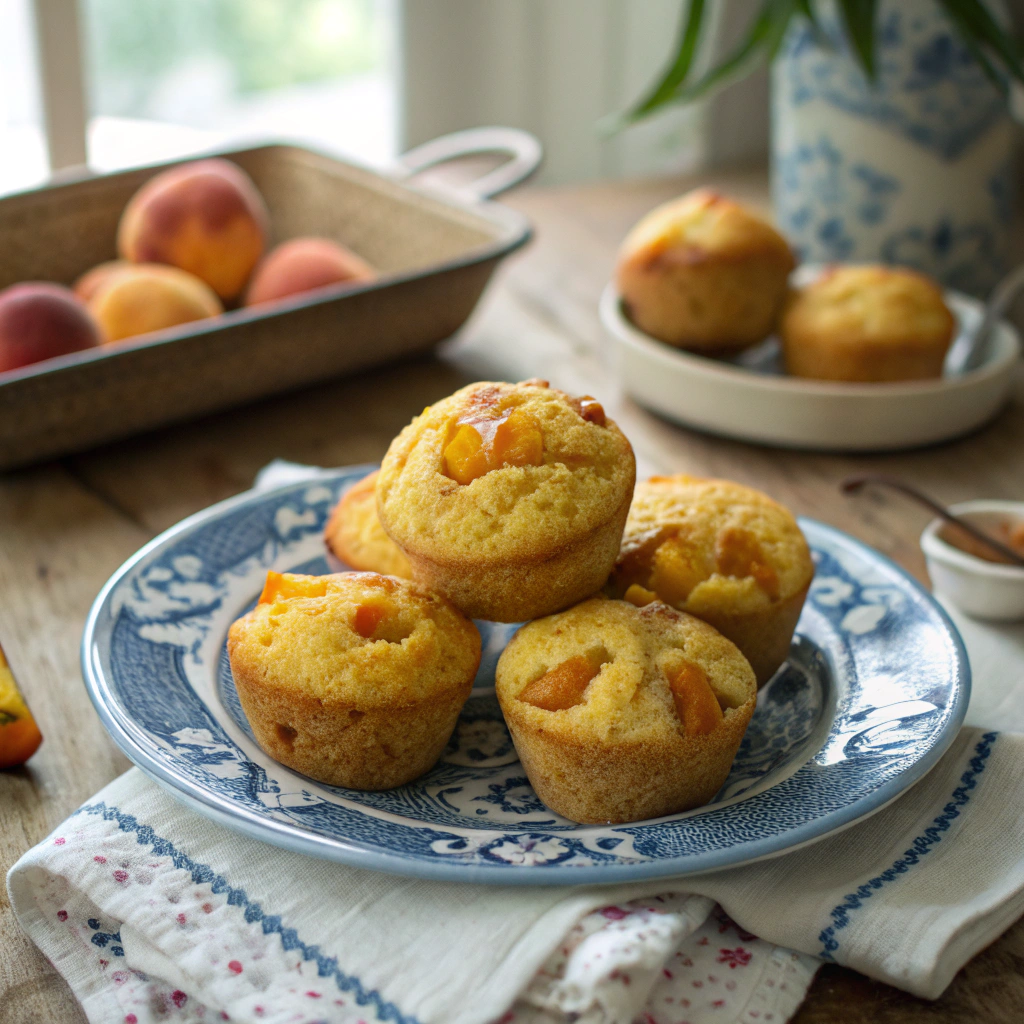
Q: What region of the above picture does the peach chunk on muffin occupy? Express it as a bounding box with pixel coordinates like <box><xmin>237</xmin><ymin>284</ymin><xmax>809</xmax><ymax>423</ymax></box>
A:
<box><xmin>227</xmin><ymin>571</ymin><xmax>480</xmax><ymax>789</ymax></box>
<box><xmin>610</xmin><ymin>475</ymin><xmax>814</xmax><ymax>686</ymax></box>
<box><xmin>324</xmin><ymin>470</ymin><xmax>412</xmax><ymax>579</ymax></box>
<box><xmin>496</xmin><ymin>597</ymin><xmax>756</xmax><ymax>824</ymax></box>
<box><xmin>375</xmin><ymin>380</ymin><xmax>636</xmax><ymax>622</ymax></box>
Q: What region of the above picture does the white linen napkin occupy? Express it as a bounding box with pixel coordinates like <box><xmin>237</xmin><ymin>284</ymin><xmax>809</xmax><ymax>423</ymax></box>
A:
<box><xmin>9</xmin><ymin>461</ymin><xmax>1024</xmax><ymax>1024</ymax></box>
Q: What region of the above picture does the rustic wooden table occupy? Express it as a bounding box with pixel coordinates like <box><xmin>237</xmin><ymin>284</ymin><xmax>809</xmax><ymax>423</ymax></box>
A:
<box><xmin>2</xmin><ymin>168</ymin><xmax>1023</xmax><ymax>1024</ymax></box>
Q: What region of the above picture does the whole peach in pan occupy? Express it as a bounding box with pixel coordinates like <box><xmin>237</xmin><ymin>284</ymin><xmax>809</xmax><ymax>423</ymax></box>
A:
<box><xmin>89</xmin><ymin>264</ymin><xmax>223</xmax><ymax>343</ymax></box>
<box><xmin>245</xmin><ymin>237</ymin><xmax>376</xmax><ymax>307</ymax></box>
<box><xmin>0</xmin><ymin>282</ymin><xmax>101</xmax><ymax>373</ymax></box>
<box><xmin>118</xmin><ymin>158</ymin><xmax>269</xmax><ymax>302</ymax></box>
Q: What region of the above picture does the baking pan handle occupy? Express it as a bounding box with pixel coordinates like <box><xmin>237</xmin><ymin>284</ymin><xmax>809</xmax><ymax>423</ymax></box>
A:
<box><xmin>395</xmin><ymin>127</ymin><xmax>543</xmax><ymax>200</ymax></box>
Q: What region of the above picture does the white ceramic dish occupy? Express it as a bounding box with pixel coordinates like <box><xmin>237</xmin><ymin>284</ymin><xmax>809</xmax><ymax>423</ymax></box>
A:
<box><xmin>601</xmin><ymin>282</ymin><xmax>1021</xmax><ymax>452</ymax></box>
<box><xmin>921</xmin><ymin>500</ymin><xmax>1024</xmax><ymax>622</ymax></box>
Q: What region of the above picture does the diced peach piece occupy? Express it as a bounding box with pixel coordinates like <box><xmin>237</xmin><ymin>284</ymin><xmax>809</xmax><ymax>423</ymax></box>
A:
<box><xmin>259</xmin><ymin>572</ymin><xmax>328</xmax><ymax>605</ymax></box>
<box><xmin>443</xmin><ymin>407</ymin><xmax>544</xmax><ymax>484</ymax></box>
<box><xmin>518</xmin><ymin>654</ymin><xmax>603</xmax><ymax>711</ymax></box>
<box><xmin>669</xmin><ymin>661</ymin><xmax>723</xmax><ymax>736</ymax></box>
<box><xmin>648</xmin><ymin>535</ymin><xmax>709</xmax><ymax>606</ymax></box>
<box><xmin>624</xmin><ymin>583</ymin><xmax>658</xmax><ymax>607</ymax></box>
<box><xmin>578</xmin><ymin>396</ymin><xmax>606</xmax><ymax>426</ymax></box>
<box><xmin>492</xmin><ymin>407</ymin><xmax>544</xmax><ymax>468</ymax></box>
<box><xmin>715</xmin><ymin>528</ymin><xmax>780</xmax><ymax>600</ymax></box>
<box><xmin>443</xmin><ymin>422</ymin><xmax>491</xmax><ymax>485</ymax></box>
<box><xmin>354</xmin><ymin>602</ymin><xmax>387</xmax><ymax>639</ymax></box>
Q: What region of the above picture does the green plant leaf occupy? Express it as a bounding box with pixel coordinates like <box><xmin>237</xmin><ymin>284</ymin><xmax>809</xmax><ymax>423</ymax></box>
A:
<box><xmin>938</xmin><ymin>0</ymin><xmax>1024</xmax><ymax>91</ymax></box>
<box><xmin>795</xmin><ymin>0</ymin><xmax>834</xmax><ymax>50</ymax></box>
<box><xmin>837</xmin><ymin>0</ymin><xmax>878</xmax><ymax>80</ymax></box>
<box><xmin>625</xmin><ymin>0</ymin><xmax>709</xmax><ymax>120</ymax></box>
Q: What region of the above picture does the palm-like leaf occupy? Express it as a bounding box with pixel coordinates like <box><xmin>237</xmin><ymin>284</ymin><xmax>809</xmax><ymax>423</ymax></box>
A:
<box><xmin>616</xmin><ymin>0</ymin><xmax>1024</xmax><ymax>126</ymax></box>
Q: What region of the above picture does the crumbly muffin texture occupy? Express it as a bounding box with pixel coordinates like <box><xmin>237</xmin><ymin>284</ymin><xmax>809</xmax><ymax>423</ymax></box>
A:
<box><xmin>376</xmin><ymin>380</ymin><xmax>635</xmax><ymax>565</ymax></box>
<box><xmin>498</xmin><ymin>597</ymin><xmax>753</xmax><ymax>742</ymax></box>
<box><xmin>324</xmin><ymin>470</ymin><xmax>412</xmax><ymax>578</ymax></box>
<box><xmin>615</xmin><ymin>475</ymin><xmax>813</xmax><ymax>616</ymax></box>
<box><xmin>227</xmin><ymin>571</ymin><xmax>481</xmax><ymax>790</ymax></box>
<box><xmin>496</xmin><ymin>597</ymin><xmax>757</xmax><ymax>823</ymax></box>
<box><xmin>616</xmin><ymin>189</ymin><xmax>795</xmax><ymax>351</ymax></box>
<box><xmin>229</xmin><ymin>571</ymin><xmax>478</xmax><ymax>705</ymax></box>
<box><xmin>781</xmin><ymin>264</ymin><xmax>955</xmax><ymax>382</ymax></box>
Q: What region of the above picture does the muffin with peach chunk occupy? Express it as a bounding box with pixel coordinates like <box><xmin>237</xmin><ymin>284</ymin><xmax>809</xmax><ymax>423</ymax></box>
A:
<box><xmin>228</xmin><ymin>571</ymin><xmax>480</xmax><ymax>789</ymax></box>
<box><xmin>496</xmin><ymin>597</ymin><xmax>757</xmax><ymax>824</ymax></box>
<box><xmin>611</xmin><ymin>475</ymin><xmax>814</xmax><ymax>686</ymax></box>
<box><xmin>376</xmin><ymin>379</ymin><xmax>636</xmax><ymax>622</ymax></box>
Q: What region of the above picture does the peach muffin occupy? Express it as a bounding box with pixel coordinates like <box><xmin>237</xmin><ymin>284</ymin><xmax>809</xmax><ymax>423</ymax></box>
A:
<box><xmin>496</xmin><ymin>597</ymin><xmax>756</xmax><ymax>824</ymax></box>
<box><xmin>611</xmin><ymin>475</ymin><xmax>813</xmax><ymax>686</ymax></box>
<box><xmin>616</xmin><ymin>189</ymin><xmax>795</xmax><ymax>352</ymax></box>
<box><xmin>227</xmin><ymin>571</ymin><xmax>480</xmax><ymax>789</ymax></box>
<box><xmin>324</xmin><ymin>470</ymin><xmax>412</xmax><ymax>578</ymax></box>
<box><xmin>780</xmin><ymin>264</ymin><xmax>955</xmax><ymax>382</ymax></box>
<box><xmin>376</xmin><ymin>380</ymin><xmax>636</xmax><ymax>622</ymax></box>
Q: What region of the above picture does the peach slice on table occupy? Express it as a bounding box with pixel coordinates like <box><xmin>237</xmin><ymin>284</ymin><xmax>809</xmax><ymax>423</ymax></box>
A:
<box><xmin>0</xmin><ymin>645</ymin><xmax>42</xmax><ymax>770</ymax></box>
<box><xmin>443</xmin><ymin>406</ymin><xmax>544</xmax><ymax>484</ymax></box>
<box><xmin>518</xmin><ymin>653</ymin><xmax>605</xmax><ymax>711</ymax></box>
<box><xmin>259</xmin><ymin>571</ymin><xmax>328</xmax><ymax>605</ymax></box>
<box><xmin>669</xmin><ymin>660</ymin><xmax>723</xmax><ymax>737</ymax></box>
<box><xmin>715</xmin><ymin>527</ymin><xmax>780</xmax><ymax>600</ymax></box>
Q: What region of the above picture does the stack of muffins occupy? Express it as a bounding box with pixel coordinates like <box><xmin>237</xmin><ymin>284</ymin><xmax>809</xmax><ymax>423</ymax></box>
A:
<box><xmin>228</xmin><ymin>379</ymin><xmax>815</xmax><ymax>824</ymax></box>
<box><xmin>615</xmin><ymin>188</ymin><xmax>957</xmax><ymax>383</ymax></box>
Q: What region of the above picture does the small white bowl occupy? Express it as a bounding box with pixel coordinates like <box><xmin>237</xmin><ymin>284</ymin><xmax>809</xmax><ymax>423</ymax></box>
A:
<box><xmin>921</xmin><ymin>500</ymin><xmax>1024</xmax><ymax>622</ymax></box>
<box><xmin>601</xmin><ymin>282</ymin><xmax>1021</xmax><ymax>452</ymax></box>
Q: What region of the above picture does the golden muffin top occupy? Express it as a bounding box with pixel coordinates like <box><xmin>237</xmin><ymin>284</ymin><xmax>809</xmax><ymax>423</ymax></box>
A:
<box><xmin>376</xmin><ymin>380</ymin><xmax>635</xmax><ymax>563</ymax></box>
<box><xmin>782</xmin><ymin>264</ymin><xmax>955</xmax><ymax>348</ymax></box>
<box><xmin>617</xmin><ymin>189</ymin><xmax>794</xmax><ymax>269</ymax></box>
<box><xmin>227</xmin><ymin>571</ymin><xmax>480</xmax><ymax>705</ymax></box>
<box><xmin>496</xmin><ymin>597</ymin><xmax>755</xmax><ymax>743</ymax></box>
<box><xmin>613</xmin><ymin>475</ymin><xmax>814</xmax><ymax>617</ymax></box>
<box><xmin>324</xmin><ymin>470</ymin><xmax>412</xmax><ymax>579</ymax></box>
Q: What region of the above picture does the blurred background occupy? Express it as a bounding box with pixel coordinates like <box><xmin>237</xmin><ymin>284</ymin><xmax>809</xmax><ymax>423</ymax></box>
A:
<box><xmin>0</xmin><ymin>0</ymin><xmax>768</xmax><ymax>196</ymax></box>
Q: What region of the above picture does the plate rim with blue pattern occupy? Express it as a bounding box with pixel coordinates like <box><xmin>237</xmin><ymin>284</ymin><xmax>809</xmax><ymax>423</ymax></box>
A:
<box><xmin>81</xmin><ymin>465</ymin><xmax>970</xmax><ymax>885</ymax></box>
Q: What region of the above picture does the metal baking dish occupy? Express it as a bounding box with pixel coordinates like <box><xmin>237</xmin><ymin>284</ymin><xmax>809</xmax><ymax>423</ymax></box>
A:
<box><xmin>0</xmin><ymin>127</ymin><xmax>541</xmax><ymax>470</ymax></box>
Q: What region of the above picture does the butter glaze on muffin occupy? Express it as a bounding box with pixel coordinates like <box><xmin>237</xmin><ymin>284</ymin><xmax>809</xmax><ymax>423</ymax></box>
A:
<box><xmin>616</xmin><ymin>189</ymin><xmax>795</xmax><ymax>352</ymax></box>
<box><xmin>496</xmin><ymin>597</ymin><xmax>756</xmax><ymax>824</ymax></box>
<box><xmin>611</xmin><ymin>475</ymin><xmax>813</xmax><ymax>686</ymax></box>
<box><xmin>324</xmin><ymin>470</ymin><xmax>412</xmax><ymax>578</ymax></box>
<box><xmin>227</xmin><ymin>571</ymin><xmax>480</xmax><ymax>789</ymax></box>
<box><xmin>780</xmin><ymin>264</ymin><xmax>955</xmax><ymax>382</ymax></box>
<box><xmin>376</xmin><ymin>380</ymin><xmax>636</xmax><ymax>622</ymax></box>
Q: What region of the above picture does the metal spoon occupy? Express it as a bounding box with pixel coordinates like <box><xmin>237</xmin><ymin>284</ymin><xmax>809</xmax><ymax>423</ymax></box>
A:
<box><xmin>841</xmin><ymin>473</ymin><xmax>1024</xmax><ymax>567</ymax></box>
<box><xmin>945</xmin><ymin>263</ymin><xmax>1024</xmax><ymax>375</ymax></box>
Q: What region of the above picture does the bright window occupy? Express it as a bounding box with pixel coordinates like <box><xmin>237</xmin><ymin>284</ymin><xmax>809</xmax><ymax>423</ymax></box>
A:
<box><xmin>0</xmin><ymin>0</ymin><xmax>48</xmax><ymax>194</ymax></box>
<box><xmin>81</xmin><ymin>0</ymin><xmax>398</xmax><ymax>172</ymax></box>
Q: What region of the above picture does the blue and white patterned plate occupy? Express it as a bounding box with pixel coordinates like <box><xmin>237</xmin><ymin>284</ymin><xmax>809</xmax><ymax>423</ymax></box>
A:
<box><xmin>82</xmin><ymin>465</ymin><xmax>970</xmax><ymax>884</ymax></box>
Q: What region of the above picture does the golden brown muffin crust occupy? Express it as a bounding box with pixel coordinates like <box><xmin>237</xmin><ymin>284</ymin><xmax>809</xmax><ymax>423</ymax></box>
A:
<box><xmin>496</xmin><ymin>597</ymin><xmax>757</xmax><ymax>823</ymax></box>
<box><xmin>780</xmin><ymin>264</ymin><xmax>955</xmax><ymax>382</ymax></box>
<box><xmin>324</xmin><ymin>470</ymin><xmax>412</xmax><ymax>578</ymax></box>
<box><xmin>616</xmin><ymin>189</ymin><xmax>795</xmax><ymax>351</ymax></box>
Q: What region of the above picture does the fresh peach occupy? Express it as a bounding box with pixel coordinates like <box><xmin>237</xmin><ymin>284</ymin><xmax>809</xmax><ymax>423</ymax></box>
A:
<box><xmin>72</xmin><ymin>260</ymin><xmax>133</xmax><ymax>303</ymax></box>
<box><xmin>118</xmin><ymin>158</ymin><xmax>268</xmax><ymax>301</ymax></box>
<box><xmin>244</xmin><ymin>237</ymin><xmax>376</xmax><ymax>307</ymax></box>
<box><xmin>0</xmin><ymin>282</ymin><xmax>100</xmax><ymax>373</ymax></box>
<box><xmin>89</xmin><ymin>264</ymin><xmax>223</xmax><ymax>343</ymax></box>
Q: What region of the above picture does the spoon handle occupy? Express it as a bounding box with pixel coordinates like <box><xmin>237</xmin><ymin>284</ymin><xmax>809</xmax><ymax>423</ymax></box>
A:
<box><xmin>947</xmin><ymin>263</ymin><xmax>1024</xmax><ymax>375</ymax></box>
<box><xmin>840</xmin><ymin>473</ymin><xmax>1024</xmax><ymax>568</ymax></box>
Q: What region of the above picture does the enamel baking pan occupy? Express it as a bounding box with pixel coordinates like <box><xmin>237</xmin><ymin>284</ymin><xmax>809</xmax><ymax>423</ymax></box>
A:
<box><xmin>0</xmin><ymin>127</ymin><xmax>540</xmax><ymax>470</ymax></box>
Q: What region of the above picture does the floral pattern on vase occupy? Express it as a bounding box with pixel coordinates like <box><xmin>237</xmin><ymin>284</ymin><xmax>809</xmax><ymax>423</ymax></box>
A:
<box><xmin>772</xmin><ymin>0</ymin><xmax>1014</xmax><ymax>295</ymax></box>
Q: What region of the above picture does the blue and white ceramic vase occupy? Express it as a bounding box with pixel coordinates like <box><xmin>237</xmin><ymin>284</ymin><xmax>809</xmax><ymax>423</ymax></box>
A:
<box><xmin>771</xmin><ymin>0</ymin><xmax>1015</xmax><ymax>295</ymax></box>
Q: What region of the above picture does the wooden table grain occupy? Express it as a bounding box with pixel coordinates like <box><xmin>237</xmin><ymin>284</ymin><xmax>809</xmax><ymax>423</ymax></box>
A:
<box><xmin>2</xmin><ymin>167</ymin><xmax>1023</xmax><ymax>1024</ymax></box>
